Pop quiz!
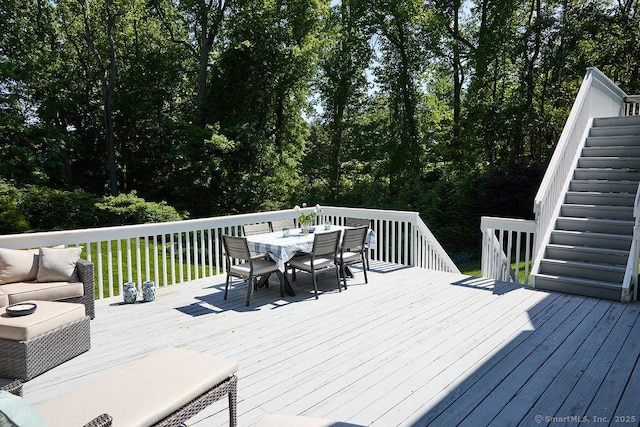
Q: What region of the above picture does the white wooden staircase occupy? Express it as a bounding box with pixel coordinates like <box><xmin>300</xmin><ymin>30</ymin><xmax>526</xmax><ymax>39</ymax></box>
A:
<box><xmin>532</xmin><ymin>115</ymin><xmax>640</xmax><ymax>300</ymax></box>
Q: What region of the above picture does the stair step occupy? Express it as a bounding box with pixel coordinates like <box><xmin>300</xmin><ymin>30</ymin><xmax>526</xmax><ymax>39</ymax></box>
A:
<box><xmin>578</xmin><ymin>157</ymin><xmax>640</xmax><ymax>169</ymax></box>
<box><xmin>594</xmin><ymin>115</ymin><xmax>640</xmax><ymax>127</ymax></box>
<box><xmin>585</xmin><ymin>136</ymin><xmax>640</xmax><ymax>147</ymax></box>
<box><xmin>555</xmin><ymin>216</ymin><xmax>634</xmax><ymax>235</ymax></box>
<box><xmin>565</xmin><ymin>191</ymin><xmax>635</xmax><ymax>206</ymax></box>
<box><xmin>532</xmin><ymin>273</ymin><xmax>623</xmax><ymax>301</ymax></box>
<box><xmin>545</xmin><ymin>243</ymin><xmax>629</xmax><ymax>266</ymax></box>
<box><xmin>569</xmin><ymin>179</ymin><xmax>639</xmax><ymax>193</ymax></box>
<box><xmin>561</xmin><ymin>204</ymin><xmax>634</xmax><ymax>220</ymax></box>
<box><xmin>550</xmin><ymin>230</ymin><xmax>632</xmax><ymax>250</ymax></box>
<box><xmin>582</xmin><ymin>146</ymin><xmax>640</xmax><ymax>157</ymax></box>
<box><xmin>590</xmin><ymin>125</ymin><xmax>640</xmax><ymax>137</ymax></box>
<box><xmin>574</xmin><ymin>168</ymin><xmax>640</xmax><ymax>181</ymax></box>
<box><xmin>539</xmin><ymin>259</ymin><xmax>625</xmax><ymax>282</ymax></box>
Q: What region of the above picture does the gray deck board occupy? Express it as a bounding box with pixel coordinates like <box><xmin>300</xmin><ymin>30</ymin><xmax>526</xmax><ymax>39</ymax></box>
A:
<box><xmin>9</xmin><ymin>263</ymin><xmax>640</xmax><ymax>426</ymax></box>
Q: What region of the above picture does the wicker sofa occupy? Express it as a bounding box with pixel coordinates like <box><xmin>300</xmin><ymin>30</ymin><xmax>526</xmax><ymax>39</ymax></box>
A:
<box><xmin>0</xmin><ymin>348</ymin><xmax>239</xmax><ymax>427</ymax></box>
<box><xmin>0</xmin><ymin>248</ymin><xmax>95</xmax><ymax>319</ymax></box>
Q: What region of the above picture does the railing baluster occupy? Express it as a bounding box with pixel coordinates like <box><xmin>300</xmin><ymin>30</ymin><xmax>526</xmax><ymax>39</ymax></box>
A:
<box><xmin>96</xmin><ymin>242</ymin><xmax>104</xmax><ymax>299</ymax></box>
<box><xmin>154</xmin><ymin>235</ymin><xmax>159</xmax><ymax>286</ymax></box>
<box><xmin>107</xmin><ymin>240</ymin><xmax>114</xmax><ymax>297</ymax></box>
<box><xmin>136</xmin><ymin>238</ymin><xmax>142</xmax><ymax>286</ymax></box>
<box><xmin>162</xmin><ymin>234</ymin><xmax>168</xmax><ymax>287</ymax></box>
<box><xmin>170</xmin><ymin>233</ymin><xmax>176</xmax><ymax>285</ymax></box>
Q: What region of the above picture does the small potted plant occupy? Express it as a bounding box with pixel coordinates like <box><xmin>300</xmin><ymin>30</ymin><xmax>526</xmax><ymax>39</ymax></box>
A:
<box><xmin>294</xmin><ymin>203</ymin><xmax>322</xmax><ymax>234</ymax></box>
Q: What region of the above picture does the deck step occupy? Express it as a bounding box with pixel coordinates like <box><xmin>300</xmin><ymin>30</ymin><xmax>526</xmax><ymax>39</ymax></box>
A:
<box><xmin>582</xmin><ymin>146</ymin><xmax>640</xmax><ymax>157</ymax></box>
<box><xmin>539</xmin><ymin>258</ymin><xmax>625</xmax><ymax>283</ymax></box>
<box><xmin>555</xmin><ymin>216</ymin><xmax>634</xmax><ymax>235</ymax></box>
<box><xmin>573</xmin><ymin>168</ymin><xmax>640</xmax><ymax>181</ymax></box>
<box><xmin>532</xmin><ymin>273</ymin><xmax>623</xmax><ymax>301</ymax></box>
<box><xmin>560</xmin><ymin>204</ymin><xmax>634</xmax><ymax>220</ymax></box>
<box><xmin>578</xmin><ymin>157</ymin><xmax>640</xmax><ymax>169</ymax></box>
<box><xmin>545</xmin><ymin>243</ymin><xmax>629</xmax><ymax>266</ymax></box>
<box><xmin>585</xmin><ymin>136</ymin><xmax>640</xmax><ymax>147</ymax></box>
<box><xmin>589</xmin><ymin>125</ymin><xmax>640</xmax><ymax>137</ymax></box>
<box><xmin>549</xmin><ymin>230</ymin><xmax>632</xmax><ymax>250</ymax></box>
<box><xmin>593</xmin><ymin>115</ymin><xmax>640</xmax><ymax>127</ymax></box>
<box><xmin>569</xmin><ymin>179</ymin><xmax>639</xmax><ymax>193</ymax></box>
<box><xmin>564</xmin><ymin>191</ymin><xmax>635</xmax><ymax>206</ymax></box>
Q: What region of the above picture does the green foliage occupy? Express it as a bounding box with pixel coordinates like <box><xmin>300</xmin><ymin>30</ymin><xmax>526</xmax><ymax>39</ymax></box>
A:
<box><xmin>95</xmin><ymin>192</ymin><xmax>186</xmax><ymax>226</ymax></box>
<box><xmin>2</xmin><ymin>0</ymin><xmax>640</xmax><ymax>261</ymax></box>
<box><xmin>19</xmin><ymin>187</ymin><xmax>100</xmax><ymax>231</ymax></box>
<box><xmin>0</xmin><ymin>180</ymin><xmax>29</xmax><ymax>233</ymax></box>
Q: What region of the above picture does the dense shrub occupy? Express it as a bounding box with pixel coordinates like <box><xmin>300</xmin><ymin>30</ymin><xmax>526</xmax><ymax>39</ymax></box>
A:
<box><xmin>19</xmin><ymin>186</ymin><xmax>100</xmax><ymax>231</ymax></box>
<box><xmin>95</xmin><ymin>192</ymin><xmax>186</xmax><ymax>225</ymax></box>
<box><xmin>0</xmin><ymin>180</ymin><xmax>29</xmax><ymax>233</ymax></box>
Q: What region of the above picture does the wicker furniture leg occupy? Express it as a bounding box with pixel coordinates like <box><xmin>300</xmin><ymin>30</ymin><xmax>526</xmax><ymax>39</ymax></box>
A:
<box><xmin>152</xmin><ymin>375</ymin><xmax>238</xmax><ymax>427</ymax></box>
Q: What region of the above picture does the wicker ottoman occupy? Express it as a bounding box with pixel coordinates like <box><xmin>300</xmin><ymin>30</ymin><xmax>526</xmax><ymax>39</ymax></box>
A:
<box><xmin>0</xmin><ymin>300</ymin><xmax>90</xmax><ymax>381</ymax></box>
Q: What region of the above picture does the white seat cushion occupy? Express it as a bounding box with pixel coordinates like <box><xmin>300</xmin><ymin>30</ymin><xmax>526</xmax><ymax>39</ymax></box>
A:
<box><xmin>341</xmin><ymin>252</ymin><xmax>362</xmax><ymax>263</ymax></box>
<box><xmin>1</xmin><ymin>281</ymin><xmax>84</xmax><ymax>305</ymax></box>
<box><xmin>34</xmin><ymin>347</ymin><xmax>238</xmax><ymax>427</ymax></box>
<box><xmin>0</xmin><ymin>300</ymin><xmax>86</xmax><ymax>341</ymax></box>
<box><xmin>288</xmin><ymin>256</ymin><xmax>335</xmax><ymax>271</ymax></box>
<box><xmin>230</xmin><ymin>259</ymin><xmax>278</xmax><ymax>277</ymax></box>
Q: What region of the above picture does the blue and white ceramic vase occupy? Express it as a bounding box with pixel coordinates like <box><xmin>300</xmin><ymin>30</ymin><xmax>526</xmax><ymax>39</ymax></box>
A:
<box><xmin>142</xmin><ymin>280</ymin><xmax>156</xmax><ymax>302</ymax></box>
<box><xmin>123</xmin><ymin>282</ymin><xmax>137</xmax><ymax>304</ymax></box>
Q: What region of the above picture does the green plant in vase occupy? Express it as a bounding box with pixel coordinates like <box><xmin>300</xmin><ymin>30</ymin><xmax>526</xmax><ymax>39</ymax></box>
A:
<box><xmin>294</xmin><ymin>203</ymin><xmax>321</xmax><ymax>234</ymax></box>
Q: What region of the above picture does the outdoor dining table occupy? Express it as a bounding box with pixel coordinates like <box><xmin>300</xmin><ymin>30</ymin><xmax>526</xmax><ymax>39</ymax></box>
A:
<box><xmin>246</xmin><ymin>225</ymin><xmax>375</xmax><ymax>297</ymax></box>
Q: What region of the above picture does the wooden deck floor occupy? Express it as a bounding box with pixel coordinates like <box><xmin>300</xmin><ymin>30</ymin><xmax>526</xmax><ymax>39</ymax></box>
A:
<box><xmin>15</xmin><ymin>262</ymin><xmax>640</xmax><ymax>426</ymax></box>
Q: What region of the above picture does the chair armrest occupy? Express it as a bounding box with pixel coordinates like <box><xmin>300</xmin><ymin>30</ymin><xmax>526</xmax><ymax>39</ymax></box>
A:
<box><xmin>76</xmin><ymin>259</ymin><xmax>96</xmax><ymax>319</ymax></box>
<box><xmin>0</xmin><ymin>380</ymin><xmax>23</xmax><ymax>397</ymax></box>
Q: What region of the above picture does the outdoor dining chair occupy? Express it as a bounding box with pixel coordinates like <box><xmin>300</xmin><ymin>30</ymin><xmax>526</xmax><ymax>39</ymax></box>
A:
<box><xmin>340</xmin><ymin>225</ymin><xmax>369</xmax><ymax>289</ymax></box>
<box><xmin>286</xmin><ymin>230</ymin><xmax>342</xmax><ymax>299</ymax></box>
<box><xmin>271</xmin><ymin>218</ymin><xmax>296</xmax><ymax>232</ymax></box>
<box><xmin>243</xmin><ymin>222</ymin><xmax>271</xmax><ymax>236</ymax></box>
<box><xmin>345</xmin><ymin>217</ymin><xmax>372</xmax><ymax>270</ymax></box>
<box><xmin>222</xmin><ymin>235</ymin><xmax>284</xmax><ymax>306</ymax></box>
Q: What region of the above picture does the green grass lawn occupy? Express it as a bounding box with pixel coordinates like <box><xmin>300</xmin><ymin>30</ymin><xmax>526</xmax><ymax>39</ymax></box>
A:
<box><xmin>459</xmin><ymin>258</ymin><xmax>531</xmax><ymax>284</ymax></box>
<box><xmin>82</xmin><ymin>239</ymin><xmax>215</xmax><ymax>298</ymax></box>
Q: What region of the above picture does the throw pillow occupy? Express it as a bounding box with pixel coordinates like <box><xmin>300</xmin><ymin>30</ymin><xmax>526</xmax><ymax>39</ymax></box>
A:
<box><xmin>36</xmin><ymin>247</ymin><xmax>82</xmax><ymax>282</ymax></box>
<box><xmin>0</xmin><ymin>390</ymin><xmax>47</xmax><ymax>427</ymax></box>
<box><xmin>0</xmin><ymin>249</ymin><xmax>39</xmax><ymax>285</ymax></box>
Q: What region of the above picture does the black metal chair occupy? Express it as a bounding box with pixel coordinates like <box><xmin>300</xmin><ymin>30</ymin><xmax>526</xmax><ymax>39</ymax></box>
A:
<box><xmin>339</xmin><ymin>226</ymin><xmax>369</xmax><ymax>289</ymax></box>
<box><xmin>222</xmin><ymin>235</ymin><xmax>283</xmax><ymax>306</ymax></box>
<box><xmin>286</xmin><ymin>230</ymin><xmax>342</xmax><ymax>299</ymax></box>
<box><xmin>344</xmin><ymin>217</ymin><xmax>372</xmax><ymax>270</ymax></box>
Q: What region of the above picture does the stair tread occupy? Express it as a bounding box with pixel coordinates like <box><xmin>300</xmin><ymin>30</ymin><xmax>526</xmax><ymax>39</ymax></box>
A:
<box><xmin>556</xmin><ymin>216</ymin><xmax>634</xmax><ymax>225</ymax></box>
<box><xmin>532</xmin><ymin>273</ymin><xmax>622</xmax><ymax>289</ymax></box>
<box><xmin>566</xmin><ymin>190</ymin><xmax>635</xmax><ymax>196</ymax></box>
<box><xmin>546</xmin><ymin>243</ymin><xmax>630</xmax><ymax>255</ymax></box>
<box><xmin>552</xmin><ymin>229</ymin><xmax>632</xmax><ymax>238</ymax></box>
<box><xmin>562</xmin><ymin>203</ymin><xmax>632</xmax><ymax>210</ymax></box>
<box><xmin>541</xmin><ymin>258</ymin><xmax>626</xmax><ymax>271</ymax></box>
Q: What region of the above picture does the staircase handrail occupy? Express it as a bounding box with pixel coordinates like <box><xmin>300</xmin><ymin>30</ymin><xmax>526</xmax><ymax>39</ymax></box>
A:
<box><xmin>622</xmin><ymin>182</ymin><xmax>640</xmax><ymax>302</ymax></box>
<box><xmin>531</xmin><ymin>67</ymin><xmax>628</xmax><ymax>283</ymax></box>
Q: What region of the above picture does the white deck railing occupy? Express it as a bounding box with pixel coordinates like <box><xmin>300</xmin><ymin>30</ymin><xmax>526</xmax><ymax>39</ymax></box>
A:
<box><xmin>480</xmin><ymin>217</ymin><xmax>536</xmax><ymax>284</ymax></box>
<box><xmin>0</xmin><ymin>206</ymin><xmax>458</xmax><ymax>300</ymax></box>
<box><xmin>530</xmin><ymin>67</ymin><xmax>628</xmax><ymax>282</ymax></box>
<box><xmin>622</xmin><ymin>183</ymin><xmax>640</xmax><ymax>302</ymax></box>
<box><xmin>625</xmin><ymin>95</ymin><xmax>640</xmax><ymax>116</ymax></box>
